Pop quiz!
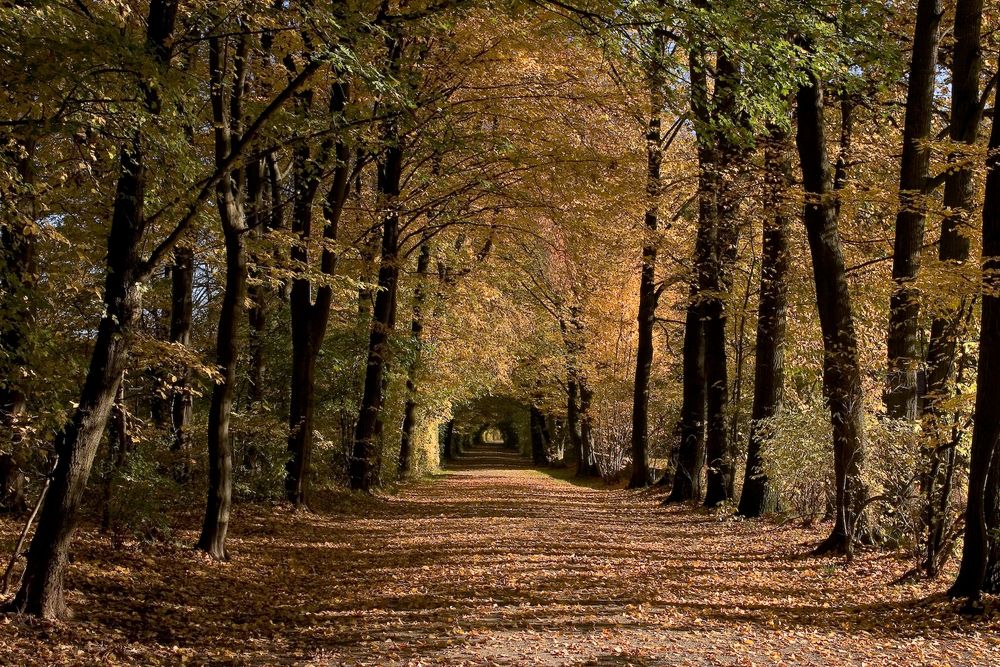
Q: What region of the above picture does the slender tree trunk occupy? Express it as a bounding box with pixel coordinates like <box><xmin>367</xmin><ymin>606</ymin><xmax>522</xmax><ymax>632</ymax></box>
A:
<box><xmin>168</xmin><ymin>245</ymin><xmax>194</xmax><ymax>458</ymax></box>
<box><xmin>702</xmin><ymin>53</ymin><xmax>742</xmax><ymax>508</ymax></box>
<box><xmin>667</xmin><ymin>37</ymin><xmax>713</xmax><ymax>503</ymax></box>
<box><xmin>566</xmin><ymin>377</ymin><xmax>583</xmax><ymax>470</ymax></box>
<box><xmin>3</xmin><ymin>0</ymin><xmax>178</xmax><ymax>619</ymax></box>
<box><xmin>885</xmin><ymin>0</ymin><xmax>944</xmax><ymax>420</ymax></box>
<box><xmin>795</xmin><ymin>66</ymin><xmax>868</xmax><ymax>556</ymax></box>
<box><xmin>669</xmin><ymin>299</ymin><xmax>706</xmax><ymax>501</ymax></box>
<box><xmin>529</xmin><ymin>405</ymin><xmax>547</xmax><ymax>465</ymax></box>
<box><xmin>197</xmin><ymin>220</ymin><xmax>243</xmax><ymax>560</ymax></box>
<box><xmin>925</xmin><ymin>0</ymin><xmax>984</xmax><ymax>578</ymax></box>
<box><xmin>284</xmin><ymin>80</ymin><xmax>351</xmax><ymax>505</ymax></box>
<box><xmin>738</xmin><ymin>122</ymin><xmax>793</xmax><ymax>517</ymax></box>
<box><xmin>102</xmin><ymin>374</ymin><xmax>132</xmax><ymax>532</ymax></box>
<box><xmin>399</xmin><ymin>239</ymin><xmax>431</xmax><ymax>479</ymax></box>
<box><xmin>442</xmin><ymin>419</ymin><xmax>455</xmax><ymax>461</ymax></box>
<box><xmin>197</xmin><ymin>29</ymin><xmax>248</xmax><ymax>559</ymax></box>
<box><xmin>629</xmin><ymin>51</ymin><xmax>665</xmax><ymax>489</ymax></box>
<box><xmin>951</xmin><ymin>48</ymin><xmax>998</xmax><ymax>599</ymax></box>
<box><xmin>578</xmin><ymin>381</ymin><xmax>598</xmax><ymax>477</ymax></box>
<box><xmin>350</xmin><ymin>80</ymin><xmax>402</xmax><ymax>490</ymax></box>
<box><xmin>246</xmin><ymin>158</ymin><xmax>267</xmax><ymax>406</ymax></box>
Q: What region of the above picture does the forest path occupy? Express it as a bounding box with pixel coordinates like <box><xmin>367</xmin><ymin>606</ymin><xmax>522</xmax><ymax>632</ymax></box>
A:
<box><xmin>3</xmin><ymin>443</ymin><xmax>1000</xmax><ymax>665</ymax></box>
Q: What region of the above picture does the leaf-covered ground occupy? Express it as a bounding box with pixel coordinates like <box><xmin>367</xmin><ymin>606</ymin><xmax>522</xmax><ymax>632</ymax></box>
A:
<box><xmin>2</xmin><ymin>444</ymin><xmax>999</xmax><ymax>666</ymax></box>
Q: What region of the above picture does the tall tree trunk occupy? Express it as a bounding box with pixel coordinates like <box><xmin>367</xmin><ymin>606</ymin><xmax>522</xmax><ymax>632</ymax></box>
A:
<box><xmin>795</xmin><ymin>66</ymin><xmax>868</xmax><ymax>556</ymax></box>
<box><xmin>529</xmin><ymin>404</ymin><xmax>548</xmax><ymax>465</ymax></box>
<box><xmin>197</xmin><ymin>29</ymin><xmax>249</xmax><ymax>559</ymax></box>
<box><xmin>629</xmin><ymin>47</ymin><xmax>665</xmax><ymax>489</ymax></box>
<box><xmin>950</xmin><ymin>48</ymin><xmax>998</xmax><ymax>600</ymax></box>
<box><xmin>669</xmin><ymin>298</ymin><xmax>706</xmax><ymax>501</ymax></box>
<box><xmin>738</xmin><ymin>121</ymin><xmax>793</xmax><ymax>517</ymax></box>
<box><xmin>924</xmin><ymin>0</ymin><xmax>984</xmax><ymax>578</ymax></box>
<box><xmin>285</xmin><ymin>79</ymin><xmax>351</xmax><ymax>505</ymax></box>
<box><xmin>667</xmin><ymin>36</ymin><xmax>713</xmax><ymax>503</ymax></box>
<box><xmin>168</xmin><ymin>245</ymin><xmax>194</xmax><ymax>457</ymax></box>
<box><xmin>350</xmin><ymin>65</ymin><xmax>402</xmax><ymax>490</ymax></box>
<box><xmin>398</xmin><ymin>239</ymin><xmax>431</xmax><ymax>479</ymax></box>
<box><xmin>442</xmin><ymin>419</ymin><xmax>455</xmax><ymax>461</ymax></box>
<box><xmin>3</xmin><ymin>0</ymin><xmax>178</xmax><ymax>619</ymax></box>
<box><xmin>566</xmin><ymin>376</ymin><xmax>583</xmax><ymax>470</ymax></box>
<box><xmin>246</xmin><ymin>157</ymin><xmax>267</xmax><ymax>407</ymax></box>
<box><xmin>198</xmin><ymin>219</ymin><xmax>243</xmax><ymax>560</ymax></box>
<box><xmin>885</xmin><ymin>0</ymin><xmax>944</xmax><ymax>420</ymax></box>
<box><xmin>702</xmin><ymin>53</ymin><xmax>741</xmax><ymax>508</ymax></box>
<box><xmin>578</xmin><ymin>380</ymin><xmax>598</xmax><ymax>477</ymax></box>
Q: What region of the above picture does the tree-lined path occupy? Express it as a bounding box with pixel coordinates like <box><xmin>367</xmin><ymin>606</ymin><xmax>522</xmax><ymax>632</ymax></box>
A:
<box><xmin>2</xmin><ymin>444</ymin><xmax>999</xmax><ymax>665</ymax></box>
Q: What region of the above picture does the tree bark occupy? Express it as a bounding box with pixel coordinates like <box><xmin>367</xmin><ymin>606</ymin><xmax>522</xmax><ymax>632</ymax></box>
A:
<box><xmin>702</xmin><ymin>52</ymin><xmax>741</xmax><ymax>508</ymax></box>
<box><xmin>4</xmin><ymin>0</ymin><xmax>178</xmax><ymax>619</ymax></box>
<box><xmin>924</xmin><ymin>0</ymin><xmax>984</xmax><ymax>578</ymax></box>
<box><xmin>885</xmin><ymin>0</ymin><xmax>944</xmax><ymax>421</ymax></box>
<box><xmin>578</xmin><ymin>381</ymin><xmax>598</xmax><ymax>477</ymax></box>
<box><xmin>795</xmin><ymin>66</ymin><xmax>868</xmax><ymax>556</ymax></box>
<box><xmin>738</xmin><ymin>121</ymin><xmax>793</xmax><ymax>518</ymax></box>
<box><xmin>285</xmin><ymin>76</ymin><xmax>351</xmax><ymax>506</ymax></box>
<box><xmin>668</xmin><ymin>37</ymin><xmax>712</xmax><ymax>502</ymax></box>
<box><xmin>629</xmin><ymin>41</ymin><xmax>665</xmax><ymax>489</ymax></box>
<box><xmin>951</xmin><ymin>47</ymin><xmax>998</xmax><ymax>600</ymax></box>
<box><xmin>350</xmin><ymin>67</ymin><xmax>402</xmax><ymax>491</ymax></box>
<box><xmin>529</xmin><ymin>405</ymin><xmax>548</xmax><ymax>465</ymax></box>
<box><xmin>197</xmin><ymin>29</ymin><xmax>249</xmax><ymax>559</ymax></box>
<box><xmin>398</xmin><ymin>238</ymin><xmax>431</xmax><ymax>479</ymax></box>
<box><xmin>168</xmin><ymin>245</ymin><xmax>194</xmax><ymax>458</ymax></box>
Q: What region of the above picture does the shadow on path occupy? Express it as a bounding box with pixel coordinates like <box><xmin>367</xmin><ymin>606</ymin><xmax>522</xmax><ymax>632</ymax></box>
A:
<box><xmin>2</xmin><ymin>443</ymin><xmax>997</xmax><ymax>666</ymax></box>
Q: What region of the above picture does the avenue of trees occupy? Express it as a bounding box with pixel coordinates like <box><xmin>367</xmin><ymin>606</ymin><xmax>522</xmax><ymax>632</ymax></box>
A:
<box><xmin>1</xmin><ymin>0</ymin><xmax>1000</xmax><ymax>618</ymax></box>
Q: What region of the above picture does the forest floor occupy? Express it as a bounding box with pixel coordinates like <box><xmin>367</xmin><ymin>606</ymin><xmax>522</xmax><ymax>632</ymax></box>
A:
<box><xmin>2</xmin><ymin>444</ymin><xmax>1000</xmax><ymax>666</ymax></box>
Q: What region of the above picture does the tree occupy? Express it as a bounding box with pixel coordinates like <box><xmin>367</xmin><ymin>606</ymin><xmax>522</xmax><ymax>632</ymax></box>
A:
<box><xmin>794</xmin><ymin>58</ymin><xmax>868</xmax><ymax>556</ymax></box>
<box><xmin>737</xmin><ymin>119</ymin><xmax>793</xmax><ymax>518</ymax></box>
<box><xmin>884</xmin><ymin>0</ymin><xmax>944</xmax><ymax>421</ymax></box>
<box><xmin>4</xmin><ymin>0</ymin><xmax>180</xmax><ymax>618</ymax></box>
<box><xmin>922</xmin><ymin>0</ymin><xmax>985</xmax><ymax>578</ymax></box>
<box><xmin>950</xmin><ymin>47</ymin><xmax>999</xmax><ymax>601</ymax></box>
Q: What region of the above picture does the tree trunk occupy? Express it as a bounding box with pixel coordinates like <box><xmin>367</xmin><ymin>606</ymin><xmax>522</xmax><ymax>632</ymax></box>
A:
<box><xmin>4</xmin><ymin>0</ymin><xmax>178</xmax><ymax>619</ymax></box>
<box><xmin>197</xmin><ymin>221</ymin><xmax>242</xmax><ymax>560</ymax></box>
<box><xmin>168</xmin><ymin>245</ymin><xmax>194</xmax><ymax>458</ymax></box>
<box><xmin>350</xmin><ymin>99</ymin><xmax>402</xmax><ymax>491</ymax></box>
<box><xmin>529</xmin><ymin>405</ymin><xmax>547</xmax><ymax>465</ymax></box>
<box><xmin>795</xmin><ymin>66</ymin><xmax>868</xmax><ymax>556</ymax></box>
<box><xmin>285</xmin><ymin>79</ymin><xmax>351</xmax><ymax>505</ymax></box>
<box><xmin>399</xmin><ymin>239</ymin><xmax>431</xmax><ymax>480</ymax></box>
<box><xmin>629</xmin><ymin>52</ymin><xmax>664</xmax><ymax>489</ymax></box>
<box><xmin>669</xmin><ymin>300</ymin><xmax>706</xmax><ymax>502</ymax></box>
<box><xmin>442</xmin><ymin>419</ymin><xmax>455</xmax><ymax>461</ymax></box>
<box><xmin>577</xmin><ymin>380</ymin><xmax>598</xmax><ymax>477</ymax></box>
<box><xmin>738</xmin><ymin>122</ymin><xmax>793</xmax><ymax>518</ymax></box>
<box><xmin>667</xmin><ymin>37</ymin><xmax>713</xmax><ymax>503</ymax></box>
<box><xmin>885</xmin><ymin>0</ymin><xmax>944</xmax><ymax>421</ymax></box>
<box><xmin>566</xmin><ymin>377</ymin><xmax>583</xmax><ymax>471</ymax></box>
<box><xmin>197</xmin><ymin>29</ymin><xmax>248</xmax><ymax>559</ymax></box>
<box><xmin>702</xmin><ymin>53</ymin><xmax>741</xmax><ymax>508</ymax></box>
<box><xmin>924</xmin><ymin>0</ymin><xmax>984</xmax><ymax>578</ymax></box>
<box><xmin>246</xmin><ymin>158</ymin><xmax>267</xmax><ymax>407</ymax></box>
<box><xmin>951</xmin><ymin>47</ymin><xmax>998</xmax><ymax>599</ymax></box>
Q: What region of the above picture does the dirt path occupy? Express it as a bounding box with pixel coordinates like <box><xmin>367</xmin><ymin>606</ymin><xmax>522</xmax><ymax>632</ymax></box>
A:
<box><xmin>2</xmin><ymin>443</ymin><xmax>999</xmax><ymax>665</ymax></box>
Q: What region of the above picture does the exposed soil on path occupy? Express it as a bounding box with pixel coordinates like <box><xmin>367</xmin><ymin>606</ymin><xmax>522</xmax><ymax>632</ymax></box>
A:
<box><xmin>2</xmin><ymin>443</ymin><xmax>999</xmax><ymax>665</ymax></box>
